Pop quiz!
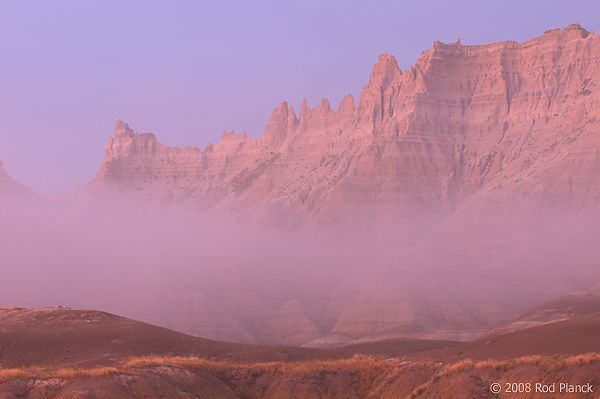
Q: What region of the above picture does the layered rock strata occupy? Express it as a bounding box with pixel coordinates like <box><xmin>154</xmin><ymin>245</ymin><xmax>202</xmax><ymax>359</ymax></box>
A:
<box><xmin>76</xmin><ymin>24</ymin><xmax>600</xmax><ymax>345</ymax></box>
<box><xmin>89</xmin><ymin>24</ymin><xmax>600</xmax><ymax>227</ymax></box>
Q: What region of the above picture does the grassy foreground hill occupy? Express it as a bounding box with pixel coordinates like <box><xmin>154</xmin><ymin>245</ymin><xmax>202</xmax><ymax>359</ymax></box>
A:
<box><xmin>1</xmin><ymin>353</ymin><xmax>600</xmax><ymax>398</ymax></box>
<box><xmin>2</xmin><ymin>307</ymin><xmax>600</xmax><ymax>397</ymax></box>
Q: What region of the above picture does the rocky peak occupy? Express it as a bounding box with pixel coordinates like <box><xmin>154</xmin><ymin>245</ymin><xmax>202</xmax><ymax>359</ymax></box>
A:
<box><xmin>114</xmin><ymin>120</ymin><xmax>135</xmax><ymax>137</ymax></box>
<box><xmin>297</xmin><ymin>98</ymin><xmax>339</xmax><ymax>128</ymax></box>
<box><xmin>287</xmin><ymin>106</ymin><xmax>298</xmax><ymax>125</ymax></box>
<box><xmin>299</xmin><ymin>98</ymin><xmax>309</xmax><ymax>120</ymax></box>
<box><xmin>219</xmin><ymin>130</ymin><xmax>237</xmax><ymax>143</ymax></box>
<box><xmin>97</xmin><ymin>122</ymin><xmax>164</xmax><ymax>175</ymax></box>
<box><xmin>355</xmin><ymin>54</ymin><xmax>404</xmax><ymax>131</ymax></box>
<box><xmin>365</xmin><ymin>54</ymin><xmax>402</xmax><ymax>91</ymax></box>
<box><xmin>262</xmin><ymin>101</ymin><xmax>293</xmax><ymax>148</ymax></box>
<box><xmin>266</xmin><ymin>101</ymin><xmax>289</xmax><ymax>125</ymax></box>
<box><xmin>337</xmin><ymin>94</ymin><xmax>355</xmax><ymax>113</ymax></box>
<box><xmin>316</xmin><ymin>98</ymin><xmax>331</xmax><ymax>113</ymax></box>
<box><xmin>561</xmin><ymin>23</ymin><xmax>589</xmax><ymax>38</ymax></box>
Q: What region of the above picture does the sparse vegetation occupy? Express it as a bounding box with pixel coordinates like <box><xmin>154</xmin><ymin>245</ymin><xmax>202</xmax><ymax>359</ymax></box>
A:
<box><xmin>0</xmin><ymin>306</ymin><xmax>26</xmax><ymax>311</ymax></box>
<box><xmin>0</xmin><ymin>368</ymin><xmax>32</xmax><ymax>381</ymax></box>
<box><xmin>2</xmin><ymin>353</ymin><xmax>600</xmax><ymax>398</ymax></box>
<box><xmin>439</xmin><ymin>358</ymin><xmax>476</xmax><ymax>375</ymax></box>
<box><xmin>0</xmin><ymin>366</ymin><xmax>120</xmax><ymax>382</ymax></box>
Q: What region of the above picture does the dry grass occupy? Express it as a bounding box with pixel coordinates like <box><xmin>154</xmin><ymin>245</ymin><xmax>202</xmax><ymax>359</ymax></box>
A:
<box><xmin>467</xmin><ymin>352</ymin><xmax>600</xmax><ymax>373</ymax></box>
<box><xmin>0</xmin><ymin>306</ymin><xmax>26</xmax><ymax>311</ymax></box>
<box><xmin>0</xmin><ymin>369</ymin><xmax>32</xmax><ymax>381</ymax></box>
<box><xmin>123</xmin><ymin>354</ymin><xmax>390</xmax><ymax>394</ymax></box>
<box><xmin>54</xmin><ymin>367</ymin><xmax>118</xmax><ymax>379</ymax></box>
<box><xmin>515</xmin><ymin>355</ymin><xmax>542</xmax><ymax>365</ymax></box>
<box><xmin>415</xmin><ymin>351</ymin><xmax>600</xmax><ymax>398</ymax></box>
<box><xmin>124</xmin><ymin>354</ymin><xmax>387</xmax><ymax>383</ymax></box>
<box><xmin>472</xmin><ymin>358</ymin><xmax>498</xmax><ymax>369</ymax></box>
<box><xmin>563</xmin><ymin>352</ymin><xmax>600</xmax><ymax>365</ymax></box>
<box><xmin>124</xmin><ymin>352</ymin><xmax>600</xmax><ymax>384</ymax></box>
<box><xmin>439</xmin><ymin>358</ymin><xmax>476</xmax><ymax>375</ymax></box>
<box><xmin>124</xmin><ymin>356</ymin><xmax>213</xmax><ymax>369</ymax></box>
<box><xmin>2</xmin><ymin>351</ymin><xmax>600</xmax><ymax>395</ymax></box>
<box><xmin>0</xmin><ymin>366</ymin><xmax>120</xmax><ymax>382</ymax></box>
<box><xmin>402</xmin><ymin>353</ymin><xmax>600</xmax><ymax>399</ymax></box>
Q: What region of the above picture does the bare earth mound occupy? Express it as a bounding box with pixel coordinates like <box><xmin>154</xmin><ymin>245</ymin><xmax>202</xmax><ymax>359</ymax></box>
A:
<box><xmin>0</xmin><ymin>307</ymin><xmax>457</xmax><ymax>369</ymax></box>
<box><xmin>493</xmin><ymin>291</ymin><xmax>600</xmax><ymax>335</ymax></box>
<box><xmin>0</xmin><ymin>307</ymin><xmax>325</xmax><ymax>368</ymax></box>
<box><xmin>430</xmin><ymin>312</ymin><xmax>600</xmax><ymax>362</ymax></box>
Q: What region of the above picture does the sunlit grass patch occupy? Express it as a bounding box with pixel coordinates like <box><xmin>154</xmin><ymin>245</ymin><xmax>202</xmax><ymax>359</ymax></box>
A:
<box><xmin>0</xmin><ymin>368</ymin><xmax>33</xmax><ymax>381</ymax></box>
<box><xmin>0</xmin><ymin>306</ymin><xmax>26</xmax><ymax>311</ymax></box>
<box><xmin>439</xmin><ymin>358</ymin><xmax>476</xmax><ymax>375</ymax></box>
<box><xmin>0</xmin><ymin>366</ymin><xmax>120</xmax><ymax>382</ymax></box>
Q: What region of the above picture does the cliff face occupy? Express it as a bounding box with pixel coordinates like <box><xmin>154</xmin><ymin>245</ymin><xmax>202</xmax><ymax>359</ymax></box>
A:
<box><xmin>69</xmin><ymin>25</ymin><xmax>600</xmax><ymax>346</ymax></box>
<box><xmin>89</xmin><ymin>24</ymin><xmax>600</xmax><ymax>226</ymax></box>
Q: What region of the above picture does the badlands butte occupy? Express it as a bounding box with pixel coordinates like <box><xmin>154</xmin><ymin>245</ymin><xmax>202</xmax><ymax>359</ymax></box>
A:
<box><xmin>2</xmin><ymin>24</ymin><xmax>600</xmax><ymax>349</ymax></box>
<box><xmin>89</xmin><ymin>23</ymin><xmax>600</xmax><ymax>223</ymax></box>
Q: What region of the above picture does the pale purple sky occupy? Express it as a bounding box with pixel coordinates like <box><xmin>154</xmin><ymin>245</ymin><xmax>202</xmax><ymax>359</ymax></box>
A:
<box><xmin>1</xmin><ymin>0</ymin><xmax>598</xmax><ymax>195</ymax></box>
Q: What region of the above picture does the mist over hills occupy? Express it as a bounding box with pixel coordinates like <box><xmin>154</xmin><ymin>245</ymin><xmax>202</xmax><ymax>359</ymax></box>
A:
<box><xmin>1</xmin><ymin>24</ymin><xmax>600</xmax><ymax>347</ymax></box>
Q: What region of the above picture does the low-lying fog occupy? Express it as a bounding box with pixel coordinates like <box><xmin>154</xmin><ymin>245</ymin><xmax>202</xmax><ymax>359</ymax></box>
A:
<box><xmin>2</xmin><ymin>193</ymin><xmax>600</xmax><ymax>346</ymax></box>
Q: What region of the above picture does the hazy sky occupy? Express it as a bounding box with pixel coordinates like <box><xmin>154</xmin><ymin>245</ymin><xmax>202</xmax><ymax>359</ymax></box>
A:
<box><xmin>1</xmin><ymin>0</ymin><xmax>598</xmax><ymax>195</ymax></box>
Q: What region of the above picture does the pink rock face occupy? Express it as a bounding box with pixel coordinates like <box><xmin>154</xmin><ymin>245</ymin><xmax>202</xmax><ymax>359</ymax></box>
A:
<box><xmin>88</xmin><ymin>24</ymin><xmax>600</xmax><ymax>228</ymax></box>
<box><xmin>51</xmin><ymin>25</ymin><xmax>600</xmax><ymax>346</ymax></box>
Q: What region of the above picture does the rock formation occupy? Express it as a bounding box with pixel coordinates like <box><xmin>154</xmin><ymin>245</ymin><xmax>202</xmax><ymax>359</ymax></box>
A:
<box><xmin>7</xmin><ymin>25</ymin><xmax>597</xmax><ymax>347</ymax></box>
<box><xmin>89</xmin><ymin>24</ymin><xmax>600</xmax><ymax>228</ymax></box>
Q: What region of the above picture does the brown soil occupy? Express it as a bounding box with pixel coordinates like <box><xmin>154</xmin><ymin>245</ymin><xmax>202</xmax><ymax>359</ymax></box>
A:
<box><xmin>0</xmin><ymin>307</ymin><xmax>457</xmax><ymax>369</ymax></box>
<box><xmin>426</xmin><ymin>312</ymin><xmax>600</xmax><ymax>362</ymax></box>
<box><xmin>2</xmin><ymin>308</ymin><xmax>600</xmax><ymax>398</ymax></box>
